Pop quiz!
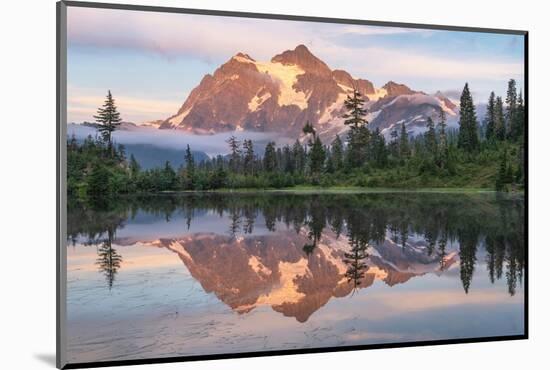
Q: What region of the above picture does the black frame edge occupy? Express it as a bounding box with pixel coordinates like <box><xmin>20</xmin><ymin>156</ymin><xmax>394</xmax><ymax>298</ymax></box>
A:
<box><xmin>523</xmin><ymin>31</ymin><xmax>529</xmax><ymax>340</ymax></box>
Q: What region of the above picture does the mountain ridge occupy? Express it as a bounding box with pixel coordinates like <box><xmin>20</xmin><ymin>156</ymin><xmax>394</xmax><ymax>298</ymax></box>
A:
<box><xmin>158</xmin><ymin>44</ymin><xmax>458</xmax><ymax>139</ymax></box>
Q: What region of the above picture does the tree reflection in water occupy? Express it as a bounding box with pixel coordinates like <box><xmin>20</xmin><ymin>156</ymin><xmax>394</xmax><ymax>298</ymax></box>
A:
<box><xmin>95</xmin><ymin>226</ymin><xmax>122</xmax><ymax>290</ymax></box>
<box><xmin>68</xmin><ymin>192</ymin><xmax>525</xmax><ymax>295</ymax></box>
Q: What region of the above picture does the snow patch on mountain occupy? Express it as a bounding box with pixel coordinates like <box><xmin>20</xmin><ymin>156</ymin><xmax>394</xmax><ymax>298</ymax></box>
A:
<box><xmin>168</xmin><ymin>108</ymin><xmax>191</xmax><ymax>127</ymax></box>
<box><xmin>367</xmin><ymin>87</ymin><xmax>388</xmax><ymax>101</ymax></box>
<box><xmin>248</xmin><ymin>90</ymin><xmax>272</xmax><ymax>112</ymax></box>
<box><xmin>319</xmin><ymin>93</ymin><xmax>347</xmax><ymax>124</ymax></box>
<box><xmin>337</xmin><ymin>83</ymin><xmax>354</xmax><ymax>94</ymax></box>
<box><xmin>254</xmin><ymin>60</ymin><xmax>309</xmax><ymax>109</ymax></box>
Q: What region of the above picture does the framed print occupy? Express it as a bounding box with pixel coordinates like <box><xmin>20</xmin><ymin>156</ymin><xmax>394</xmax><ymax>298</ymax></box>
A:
<box><xmin>57</xmin><ymin>1</ymin><xmax>528</xmax><ymax>368</ymax></box>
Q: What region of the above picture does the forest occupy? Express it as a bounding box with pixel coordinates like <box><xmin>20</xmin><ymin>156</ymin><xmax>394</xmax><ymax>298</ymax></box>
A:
<box><xmin>67</xmin><ymin>80</ymin><xmax>525</xmax><ymax>203</ymax></box>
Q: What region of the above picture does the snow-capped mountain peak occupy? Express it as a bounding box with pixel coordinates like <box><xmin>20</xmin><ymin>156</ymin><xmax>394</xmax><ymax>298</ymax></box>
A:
<box><xmin>160</xmin><ymin>45</ymin><xmax>458</xmax><ymax>139</ymax></box>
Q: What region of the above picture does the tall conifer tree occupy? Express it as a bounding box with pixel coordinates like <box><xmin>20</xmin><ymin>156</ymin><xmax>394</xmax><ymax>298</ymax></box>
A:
<box><xmin>484</xmin><ymin>91</ymin><xmax>497</xmax><ymax>141</ymax></box>
<box><xmin>505</xmin><ymin>79</ymin><xmax>517</xmax><ymax>138</ymax></box>
<box><xmin>342</xmin><ymin>89</ymin><xmax>367</xmax><ymax>129</ymax></box>
<box><xmin>425</xmin><ymin>117</ymin><xmax>437</xmax><ymax>155</ymax></box>
<box><xmin>243</xmin><ymin>139</ymin><xmax>255</xmax><ymax>175</ymax></box>
<box><xmin>399</xmin><ymin>123</ymin><xmax>410</xmax><ymax>159</ymax></box>
<box><xmin>94</xmin><ymin>90</ymin><xmax>122</xmax><ymax>150</ymax></box>
<box><xmin>330</xmin><ymin>135</ymin><xmax>343</xmax><ymax>171</ymax></box>
<box><xmin>495</xmin><ymin>96</ymin><xmax>506</xmax><ymax>141</ymax></box>
<box><xmin>263</xmin><ymin>142</ymin><xmax>277</xmax><ymax>172</ymax></box>
<box><xmin>457</xmin><ymin>83</ymin><xmax>479</xmax><ymax>152</ymax></box>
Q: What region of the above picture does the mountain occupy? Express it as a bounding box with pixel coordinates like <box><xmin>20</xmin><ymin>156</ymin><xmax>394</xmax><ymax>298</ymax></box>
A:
<box><xmin>160</xmin><ymin>44</ymin><xmax>458</xmax><ymax>139</ymax></box>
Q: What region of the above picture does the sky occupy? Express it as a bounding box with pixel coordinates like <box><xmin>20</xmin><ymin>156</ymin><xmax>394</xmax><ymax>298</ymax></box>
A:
<box><xmin>67</xmin><ymin>6</ymin><xmax>525</xmax><ymax>124</ymax></box>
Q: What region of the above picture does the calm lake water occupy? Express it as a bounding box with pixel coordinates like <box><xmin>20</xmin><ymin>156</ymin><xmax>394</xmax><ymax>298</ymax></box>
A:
<box><xmin>66</xmin><ymin>192</ymin><xmax>525</xmax><ymax>364</ymax></box>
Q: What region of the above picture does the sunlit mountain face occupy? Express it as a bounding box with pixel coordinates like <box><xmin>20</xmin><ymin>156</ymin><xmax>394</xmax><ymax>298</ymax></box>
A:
<box><xmin>66</xmin><ymin>193</ymin><xmax>525</xmax><ymax>363</ymax></box>
<box><xmin>158</xmin><ymin>45</ymin><xmax>459</xmax><ymax>140</ymax></box>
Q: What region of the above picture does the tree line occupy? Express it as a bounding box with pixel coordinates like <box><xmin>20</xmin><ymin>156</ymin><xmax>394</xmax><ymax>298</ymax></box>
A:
<box><xmin>68</xmin><ymin>79</ymin><xmax>525</xmax><ymax>201</ymax></box>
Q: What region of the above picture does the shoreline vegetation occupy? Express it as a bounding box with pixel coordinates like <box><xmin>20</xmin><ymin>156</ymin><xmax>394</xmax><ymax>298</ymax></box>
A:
<box><xmin>68</xmin><ymin>80</ymin><xmax>525</xmax><ymax>207</ymax></box>
<box><xmin>115</xmin><ymin>186</ymin><xmax>522</xmax><ymax>195</ymax></box>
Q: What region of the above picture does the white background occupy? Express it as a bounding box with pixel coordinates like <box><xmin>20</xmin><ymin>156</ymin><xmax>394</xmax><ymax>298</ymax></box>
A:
<box><xmin>0</xmin><ymin>0</ymin><xmax>547</xmax><ymax>369</ymax></box>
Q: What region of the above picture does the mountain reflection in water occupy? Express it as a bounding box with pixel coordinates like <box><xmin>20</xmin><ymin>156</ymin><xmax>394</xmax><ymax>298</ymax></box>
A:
<box><xmin>66</xmin><ymin>192</ymin><xmax>525</xmax><ymax>363</ymax></box>
<box><xmin>68</xmin><ymin>192</ymin><xmax>524</xmax><ymax>322</ymax></box>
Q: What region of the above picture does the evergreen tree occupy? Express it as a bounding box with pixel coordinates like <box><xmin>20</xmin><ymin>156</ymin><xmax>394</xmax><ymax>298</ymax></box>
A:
<box><xmin>457</xmin><ymin>83</ymin><xmax>480</xmax><ymax>152</ymax></box>
<box><xmin>184</xmin><ymin>144</ymin><xmax>195</xmax><ymax>189</ymax></box>
<box><xmin>484</xmin><ymin>91</ymin><xmax>497</xmax><ymax>141</ymax></box>
<box><xmin>437</xmin><ymin>108</ymin><xmax>447</xmax><ymax>153</ymax></box>
<box><xmin>282</xmin><ymin>145</ymin><xmax>294</xmax><ymax>173</ymax></box>
<box><xmin>263</xmin><ymin>141</ymin><xmax>277</xmax><ymax>172</ymax></box>
<box><xmin>389</xmin><ymin>129</ymin><xmax>399</xmax><ymax>159</ymax></box>
<box><xmin>87</xmin><ymin>164</ymin><xmax>111</xmax><ymax>199</ymax></box>
<box><xmin>226</xmin><ymin>135</ymin><xmax>241</xmax><ymax>173</ymax></box>
<box><xmin>495</xmin><ymin>148</ymin><xmax>513</xmax><ymax>191</ymax></box>
<box><xmin>185</xmin><ymin>144</ymin><xmax>195</xmax><ymax>174</ymax></box>
<box><xmin>292</xmin><ymin>139</ymin><xmax>306</xmax><ymax>174</ymax></box>
<box><xmin>276</xmin><ymin>147</ymin><xmax>284</xmax><ymax>172</ymax></box>
<box><xmin>161</xmin><ymin>161</ymin><xmax>177</xmax><ymax>190</ymax></box>
<box><xmin>495</xmin><ymin>96</ymin><xmax>506</xmax><ymax>141</ymax></box>
<box><xmin>425</xmin><ymin>117</ymin><xmax>437</xmax><ymax>155</ymax></box>
<box><xmin>117</xmin><ymin>144</ymin><xmax>126</xmax><ymax>161</ymax></box>
<box><xmin>93</xmin><ymin>90</ymin><xmax>122</xmax><ymax>150</ymax></box>
<box><xmin>325</xmin><ymin>148</ymin><xmax>335</xmax><ymax>174</ymax></box>
<box><xmin>302</xmin><ymin>120</ymin><xmax>316</xmax><ymax>138</ymax></box>
<box><xmin>516</xmin><ymin>142</ymin><xmax>525</xmax><ymax>184</ymax></box>
<box><xmin>243</xmin><ymin>139</ymin><xmax>255</xmax><ymax>175</ymax></box>
<box><xmin>129</xmin><ymin>154</ymin><xmax>140</xmax><ymax>179</ymax></box>
<box><xmin>342</xmin><ymin>89</ymin><xmax>368</xmax><ymax>129</ymax></box>
<box><xmin>346</xmin><ymin>126</ymin><xmax>370</xmax><ymax>169</ymax></box>
<box><xmin>436</xmin><ymin>109</ymin><xmax>449</xmax><ymax>170</ymax></box>
<box><xmin>505</xmin><ymin>79</ymin><xmax>517</xmax><ymax>138</ymax></box>
<box><xmin>330</xmin><ymin>135</ymin><xmax>344</xmax><ymax>171</ymax></box>
<box><xmin>341</xmin><ymin>88</ymin><xmax>369</xmax><ymax>170</ymax></box>
<box><xmin>371</xmin><ymin>128</ymin><xmax>388</xmax><ymax>167</ymax></box>
<box><xmin>309</xmin><ymin>136</ymin><xmax>326</xmax><ymax>176</ymax></box>
<box><xmin>399</xmin><ymin>123</ymin><xmax>410</xmax><ymax>159</ymax></box>
<box><xmin>210</xmin><ymin>165</ymin><xmax>227</xmax><ymax>189</ymax></box>
<box><xmin>511</xmin><ymin>90</ymin><xmax>525</xmax><ymax>141</ymax></box>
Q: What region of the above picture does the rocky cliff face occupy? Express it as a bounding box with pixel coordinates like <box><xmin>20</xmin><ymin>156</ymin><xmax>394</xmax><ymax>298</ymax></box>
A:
<box><xmin>160</xmin><ymin>44</ymin><xmax>458</xmax><ymax>139</ymax></box>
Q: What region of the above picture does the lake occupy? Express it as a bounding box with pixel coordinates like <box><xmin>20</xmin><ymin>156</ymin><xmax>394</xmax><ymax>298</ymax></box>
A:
<box><xmin>66</xmin><ymin>191</ymin><xmax>525</xmax><ymax>363</ymax></box>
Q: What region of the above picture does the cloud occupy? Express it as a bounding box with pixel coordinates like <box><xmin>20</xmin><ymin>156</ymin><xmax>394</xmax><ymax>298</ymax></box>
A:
<box><xmin>311</xmin><ymin>43</ymin><xmax>524</xmax><ymax>82</ymax></box>
<box><xmin>68</xmin><ymin>6</ymin><xmax>523</xmax><ymax>83</ymax></box>
<box><xmin>67</xmin><ymin>7</ymin><xmax>306</xmax><ymax>62</ymax></box>
<box><xmin>338</xmin><ymin>25</ymin><xmax>432</xmax><ymax>36</ymax></box>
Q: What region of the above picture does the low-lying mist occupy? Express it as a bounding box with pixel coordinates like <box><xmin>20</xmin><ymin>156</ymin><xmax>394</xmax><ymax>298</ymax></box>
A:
<box><xmin>67</xmin><ymin>124</ymin><xmax>293</xmax><ymax>157</ymax></box>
